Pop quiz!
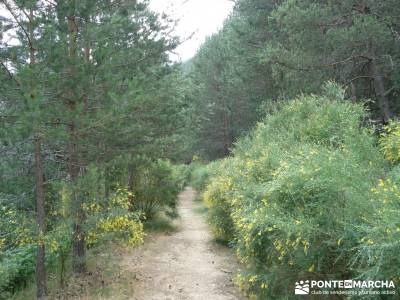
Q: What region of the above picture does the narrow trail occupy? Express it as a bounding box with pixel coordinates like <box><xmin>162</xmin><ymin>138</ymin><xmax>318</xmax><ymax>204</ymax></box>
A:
<box><xmin>123</xmin><ymin>187</ymin><xmax>246</xmax><ymax>300</ymax></box>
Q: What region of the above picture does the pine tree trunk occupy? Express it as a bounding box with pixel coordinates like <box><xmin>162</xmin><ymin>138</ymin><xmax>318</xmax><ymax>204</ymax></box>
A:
<box><xmin>72</xmin><ymin>214</ymin><xmax>86</xmax><ymax>273</ymax></box>
<box><xmin>29</xmin><ymin>8</ymin><xmax>47</xmax><ymax>298</ymax></box>
<box><xmin>222</xmin><ymin>108</ymin><xmax>231</xmax><ymax>156</ymax></box>
<box><xmin>67</xmin><ymin>15</ymin><xmax>86</xmax><ymax>274</ymax></box>
<box><xmin>369</xmin><ymin>45</ymin><xmax>391</xmax><ymax>122</ymax></box>
<box><xmin>35</xmin><ymin>135</ymin><xmax>46</xmax><ymax>300</ymax></box>
<box><xmin>215</xmin><ymin>82</ymin><xmax>231</xmax><ymax>156</ymax></box>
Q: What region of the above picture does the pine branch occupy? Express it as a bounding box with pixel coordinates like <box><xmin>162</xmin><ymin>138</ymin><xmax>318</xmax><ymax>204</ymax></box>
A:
<box><xmin>0</xmin><ymin>60</ymin><xmax>20</xmax><ymax>86</ymax></box>
<box><xmin>0</xmin><ymin>0</ymin><xmax>34</xmax><ymax>51</ymax></box>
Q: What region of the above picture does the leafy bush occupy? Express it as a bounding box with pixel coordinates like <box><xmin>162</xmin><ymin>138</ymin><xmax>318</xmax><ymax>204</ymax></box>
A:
<box><xmin>171</xmin><ymin>163</ymin><xmax>191</xmax><ymax>191</ymax></box>
<box><xmin>190</xmin><ymin>164</ymin><xmax>212</xmax><ymax>192</ymax></box>
<box><xmin>1</xmin><ymin>157</ymin><xmax>186</xmax><ymax>297</ymax></box>
<box><xmin>0</xmin><ymin>245</ymin><xmax>36</xmax><ymax>299</ymax></box>
<box><xmin>190</xmin><ymin>161</ymin><xmax>223</xmax><ymax>193</ymax></box>
<box><xmin>0</xmin><ymin>202</ymin><xmax>35</xmax><ymax>251</ymax></box>
<box><xmin>0</xmin><ymin>165</ymin><xmax>145</xmax><ymax>298</ymax></box>
<box><xmin>381</xmin><ymin>121</ymin><xmax>400</xmax><ymax>163</ymax></box>
<box><xmin>133</xmin><ymin>159</ymin><xmax>184</xmax><ymax>219</ymax></box>
<box><xmin>351</xmin><ymin>125</ymin><xmax>400</xmax><ymax>290</ymax></box>
<box><xmin>0</xmin><ymin>229</ymin><xmax>71</xmax><ymax>300</ymax></box>
<box><xmin>199</xmin><ymin>84</ymin><xmax>400</xmax><ymax>298</ymax></box>
<box><xmin>202</xmin><ymin>160</ymin><xmax>236</xmax><ymax>242</ymax></box>
<box><xmin>0</xmin><ymin>201</ymin><xmax>38</xmax><ymax>299</ymax></box>
<box><xmin>353</xmin><ymin>172</ymin><xmax>400</xmax><ymax>287</ymax></box>
<box><xmin>85</xmin><ymin>187</ymin><xmax>144</xmax><ymax>247</ymax></box>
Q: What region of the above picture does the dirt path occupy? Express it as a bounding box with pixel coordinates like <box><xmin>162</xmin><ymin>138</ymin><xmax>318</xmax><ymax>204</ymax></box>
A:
<box><xmin>123</xmin><ymin>187</ymin><xmax>246</xmax><ymax>300</ymax></box>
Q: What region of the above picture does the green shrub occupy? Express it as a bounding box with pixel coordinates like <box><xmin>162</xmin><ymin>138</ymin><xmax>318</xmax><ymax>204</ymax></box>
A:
<box><xmin>0</xmin><ymin>245</ymin><xmax>36</xmax><ymax>299</ymax></box>
<box><xmin>133</xmin><ymin>159</ymin><xmax>183</xmax><ymax>219</ymax></box>
<box><xmin>0</xmin><ymin>234</ymin><xmax>70</xmax><ymax>300</ymax></box>
<box><xmin>352</xmin><ymin>168</ymin><xmax>400</xmax><ymax>290</ymax></box>
<box><xmin>381</xmin><ymin>121</ymin><xmax>400</xmax><ymax>163</ymax></box>
<box><xmin>190</xmin><ymin>164</ymin><xmax>212</xmax><ymax>192</ymax></box>
<box><xmin>351</xmin><ymin>121</ymin><xmax>400</xmax><ymax>293</ymax></box>
<box><xmin>171</xmin><ymin>163</ymin><xmax>191</xmax><ymax>191</ymax></box>
<box><xmin>0</xmin><ymin>164</ymin><xmax>145</xmax><ymax>298</ymax></box>
<box><xmin>203</xmin><ymin>160</ymin><xmax>236</xmax><ymax>242</ymax></box>
<box><xmin>200</xmin><ymin>84</ymin><xmax>400</xmax><ymax>298</ymax></box>
<box><xmin>190</xmin><ymin>161</ymin><xmax>223</xmax><ymax>193</ymax></box>
<box><xmin>84</xmin><ymin>187</ymin><xmax>144</xmax><ymax>247</ymax></box>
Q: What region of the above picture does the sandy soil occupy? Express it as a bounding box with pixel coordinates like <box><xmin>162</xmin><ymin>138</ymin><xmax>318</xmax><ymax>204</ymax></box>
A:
<box><xmin>124</xmin><ymin>187</ymin><xmax>246</xmax><ymax>300</ymax></box>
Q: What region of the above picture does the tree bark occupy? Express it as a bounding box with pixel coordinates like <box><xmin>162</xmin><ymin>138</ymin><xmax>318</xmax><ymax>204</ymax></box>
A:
<box><xmin>349</xmin><ymin>81</ymin><xmax>357</xmax><ymax>103</ymax></box>
<box><xmin>369</xmin><ymin>45</ymin><xmax>391</xmax><ymax>122</ymax></box>
<box><xmin>222</xmin><ymin>107</ymin><xmax>231</xmax><ymax>156</ymax></box>
<box><xmin>35</xmin><ymin>135</ymin><xmax>46</xmax><ymax>300</ymax></box>
<box><xmin>215</xmin><ymin>82</ymin><xmax>232</xmax><ymax>157</ymax></box>
<box><xmin>29</xmin><ymin>7</ymin><xmax>47</xmax><ymax>299</ymax></box>
<box><xmin>67</xmin><ymin>15</ymin><xmax>86</xmax><ymax>274</ymax></box>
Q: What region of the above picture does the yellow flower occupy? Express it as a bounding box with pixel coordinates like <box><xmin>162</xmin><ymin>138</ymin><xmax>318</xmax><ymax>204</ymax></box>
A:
<box><xmin>50</xmin><ymin>240</ymin><xmax>59</xmax><ymax>252</ymax></box>
<box><xmin>308</xmin><ymin>264</ymin><xmax>315</xmax><ymax>272</ymax></box>
<box><xmin>0</xmin><ymin>238</ymin><xmax>5</xmax><ymax>250</ymax></box>
<box><xmin>261</xmin><ymin>283</ymin><xmax>268</xmax><ymax>289</ymax></box>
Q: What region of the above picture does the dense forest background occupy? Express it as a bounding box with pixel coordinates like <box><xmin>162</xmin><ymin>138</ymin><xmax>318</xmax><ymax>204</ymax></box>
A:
<box><xmin>186</xmin><ymin>0</ymin><xmax>400</xmax><ymax>160</ymax></box>
<box><xmin>1</xmin><ymin>0</ymin><xmax>400</xmax><ymax>299</ymax></box>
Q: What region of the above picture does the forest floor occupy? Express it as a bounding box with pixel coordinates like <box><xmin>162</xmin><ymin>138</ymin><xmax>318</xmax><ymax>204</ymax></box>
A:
<box><xmin>22</xmin><ymin>187</ymin><xmax>246</xmax><ymax>299</ymax></box>
<box><xmin>121</xmin><ymin>187</ymin><xmax>246</xmax><ymax>300</ymax></box>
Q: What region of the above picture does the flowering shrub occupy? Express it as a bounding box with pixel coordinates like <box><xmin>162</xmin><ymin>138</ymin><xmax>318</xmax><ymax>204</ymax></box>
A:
<box><xmin>203</xmin><ymin>164</ymin><xmax>235</xmax><ymax>242</ymax></box>
<box><xmin>354</xmin><ymin>171</ymin><xmax>400</xmax><ymax>287</ymax></box>
<box><xmin>86</xmin><ymin>187</ymin><xmax>144</xmax><ymax>247</ymax></box>
<box><xmin>190</xmin><ymin>160</ymin><xmax>224</xmax><ymax>196</ymax></box>
<box><xmin>381</xmin><ymin>121</ymin><xmax>400</xmax><ymax>163</ymax></box>
<box><xmin>97</xmin><ymin>216</ymin><xmax>144</xmax><ymax>246</ymax></box>
<box><xmin>191</xmin><ymin>164</ymin><xmax>213</xmax><ymax>192</ymax></box>
<box><xmin>198</xmin><ymin>84</ymin><xmax>400</xmax><ymax>298</ymax></box>
<box><xmin>0</xmin><ymin>173</ymin><xmax>144</xmax><ymax>298</ymax></box>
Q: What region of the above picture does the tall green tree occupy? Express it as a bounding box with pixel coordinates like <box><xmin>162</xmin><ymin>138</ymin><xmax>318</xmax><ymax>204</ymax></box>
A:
<box><xmin>186</xmin><ymin>0</ymin><xmax>400</xmax><ymax>160</ymax></box>
<box><xmin>0</xmin><ymin>0</ymin><xmax>48</xmax><ymax>296</ymax></box>
<box><xmin>261</xmin><ymin>0</ymin><xmax>400</xmax><ymax>122</ymax></box>
<box><xmin>187</xmin><ymin>16</ymin><xmax>274</xmax><ymax>160</ymax></box>
<box><xmin>1</xmin><ymin>0</ymin><xmax>185</xmax><ymax>292</ymax></box>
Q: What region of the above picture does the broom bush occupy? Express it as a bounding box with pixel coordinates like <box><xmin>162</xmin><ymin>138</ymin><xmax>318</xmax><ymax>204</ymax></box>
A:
<box><xmin>195</xmin><ymin>83</ymin><xmax>399</xmax><ymax>299</ymax></box>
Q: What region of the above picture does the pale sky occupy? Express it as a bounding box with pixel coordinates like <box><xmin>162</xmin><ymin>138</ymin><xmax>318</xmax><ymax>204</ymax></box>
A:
<box><xmin>0</xmin><ymin>1</ymin><xmax>234</xmax><ymax>61</ymax></box>
<box><xmin>149</xmin><ymin>0</ymin><xmax>234</xmax><ymax>61</ymax></box>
